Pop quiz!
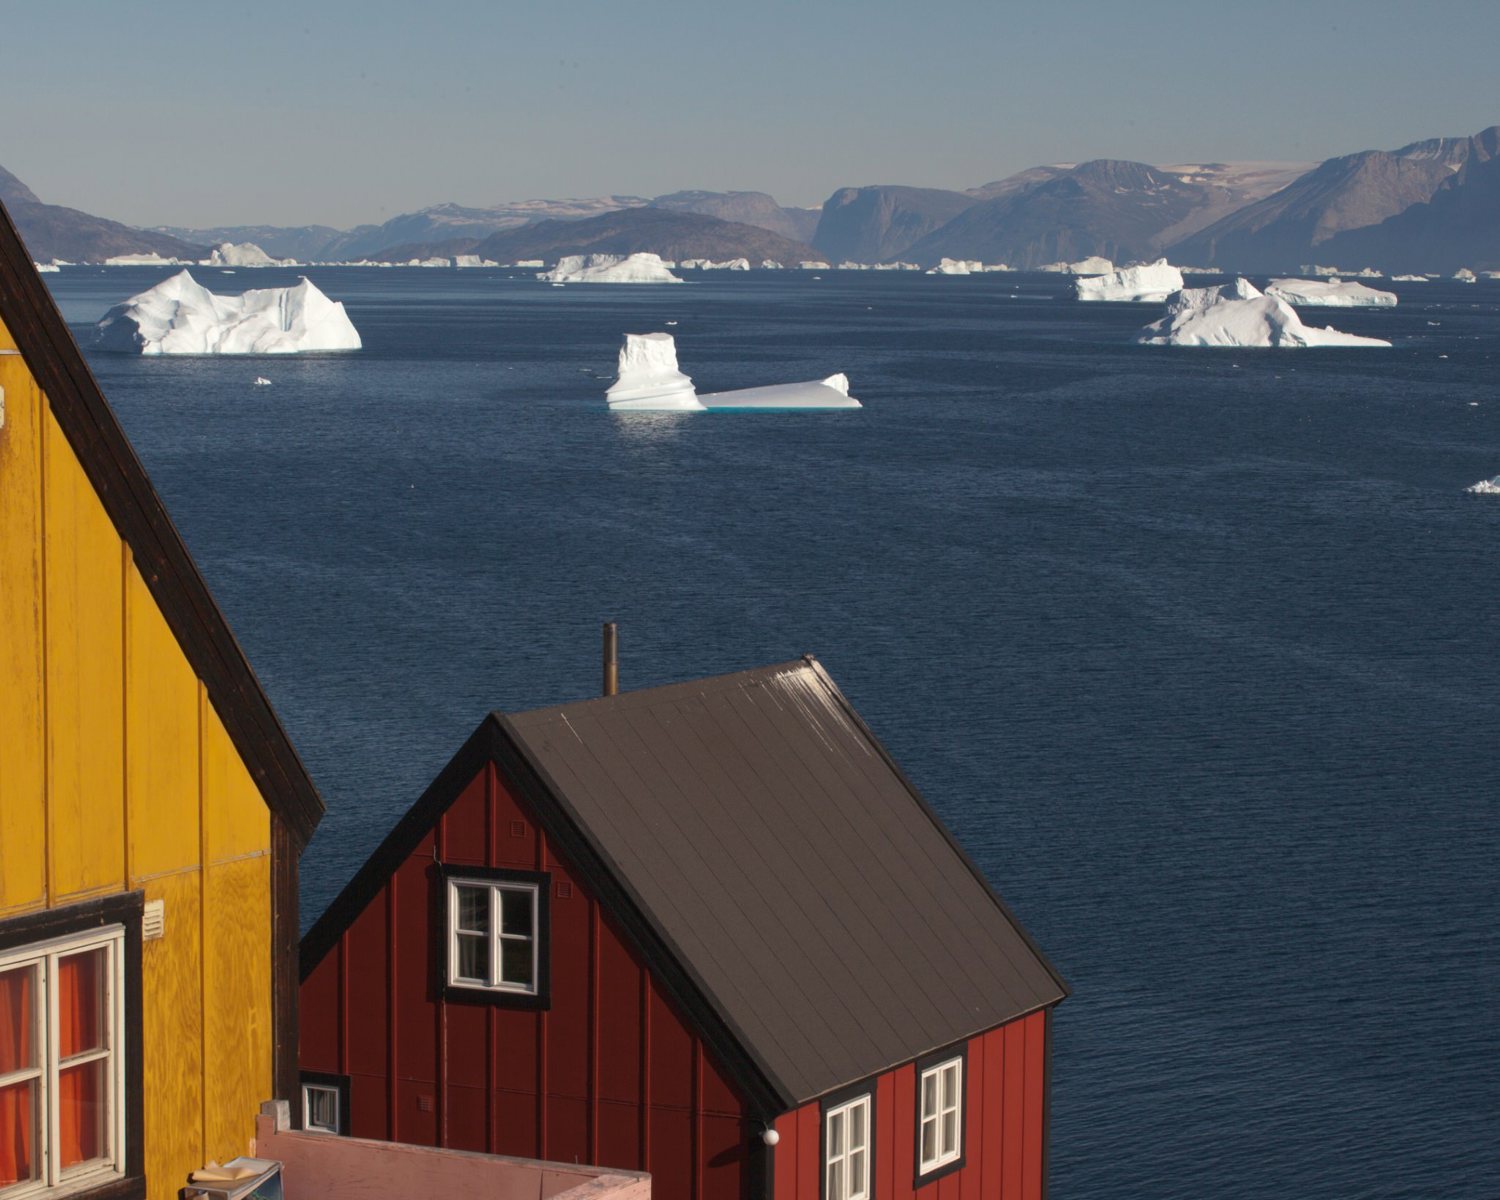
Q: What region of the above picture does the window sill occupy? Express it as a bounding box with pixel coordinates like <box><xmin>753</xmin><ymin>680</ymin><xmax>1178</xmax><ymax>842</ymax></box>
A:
<box><xmin>913</xmin><ymin>1156</ymin><xmax>966</xmax><ymax>1191</ymax></box>
<box><xmin>45</xmin><ymin>1175</ymin><xmax>145</xmax><ymax>1200</ymax></box>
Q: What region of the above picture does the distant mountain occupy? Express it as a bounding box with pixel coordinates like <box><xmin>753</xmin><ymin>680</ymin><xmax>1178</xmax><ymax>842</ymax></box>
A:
<box><xmin>0</xmin><ymin>165</ymin><xmax>40</xmax><ymax>207</ymax></box>
<box><xmin>966</xmin><ymin>166</ymin><xmax>1073</xmax><ymax>202</ymax></box>
<box><xmin>457</xmin><ymin>207</ymin><xmax>819</xmax><ymax>264</ymax></box>
<box><xmin>1172</xmin><ymin>128</ymin><xmax>1500</xmax><ymax>272</ymax></box>
<box><xmin>906</xmin><ymin>160</ymin><xmax>1218</xmax><ymax>268</ymax></box>
<box><xmin>811</xmin><ymin>186</ymin><xmax>979</xmax><ymax>263</ymax></box>
<box><xmin>650</xmin><ymin>190</ymin><xmax>819</xmax><ymax>242</ymax></box>
<box><xmin>0</xmin><ymin>164</ymin><xmax>208</xmax><ymax>263</ymax></box>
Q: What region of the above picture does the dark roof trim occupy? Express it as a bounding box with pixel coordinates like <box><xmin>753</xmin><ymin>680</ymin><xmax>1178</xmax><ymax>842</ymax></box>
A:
<box><xmin>0</xmin><ymin>200</ymin><xmax>323</xmax><ymax>846</ymax></box>
<box><xmin>801</xmin><ymin>657</ymin><xmax>1071</xmax><ymax>1000</ymax></box>
<box><xmin>300</xmin><ymin>714</ymin><xmax>790</xmax><ymax>1116</ymax></box>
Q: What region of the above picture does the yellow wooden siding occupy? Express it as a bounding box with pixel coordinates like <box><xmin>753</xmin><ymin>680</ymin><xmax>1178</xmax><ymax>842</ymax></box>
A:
<box><xmin>0</xmin><ymin>342</ymin><xmax>279</xmax><ymax>1197</ymax></box>
<box><xmin>0</xmin><ymin>314</ymin><xmax>16</xmax><ymax>350</ymax></box>
<box><xmin>0</xmin><ymin>356</ymin><xmax>46</xmax><ymax>913</ymax></box>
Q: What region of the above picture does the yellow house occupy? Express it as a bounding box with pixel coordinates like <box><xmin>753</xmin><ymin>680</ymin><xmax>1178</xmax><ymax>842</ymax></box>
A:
<box><xmin>0</xmin><ymin>203</ymin><xmax>323</xmax><ymax>1200</ymax></box>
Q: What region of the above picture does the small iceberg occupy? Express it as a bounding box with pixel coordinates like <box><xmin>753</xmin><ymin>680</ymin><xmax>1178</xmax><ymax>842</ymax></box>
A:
<box><xmin>1465</xmin><ymin>477</ymin><xmax>1500</xmax><ymax>494</ymax></box>
<box><xmin>799</xmin><ymin>261</ymin><xmax>831</xmax><ymax>270</ymax></box>
<box><xmin>93</xmin><ymin>270</ymin><xmax>361</xmax><ymax>354</ymax></box>
<box><xmin>1135</xmin><ymin>278</ymin><xmax>1391</xmax><ymax>348</ymax></box>
<box><xmin>203</xmin><ymin>242</ymin><xmax>297</xmax><ymax>268</ymax></box>
<box><xmin>1076</xmin><ymin>259</ymin><xmax>1184</xmax><ymax>303</ymax></box>
<box><xmin>253</xmin><ymin>376</ymin><xmax>273</xmax><ymax>386</ymax></box>
<box><xmin>927</xmin><ymin>258</ymin><xmax>981</xmax><ymax>275</ymax></box>
<box><xmin>1391</xmin><ymin>274</ymin><xmax>1428</xmax><ymax>282</ymax></box>
<box><xmin>1265</xmin><ymin>278</ymin><xmax>1397</xmax><ymax>307</ymax></box>
<box><xmin>1454</xmin><ymin>268</ymin><xmax>1477</xmax><ymax>282</ymax></box>
<box><xmin>605</xmin><ymin>333</ymin><xmax>860</xmax><ymax>412</ymax></box>
<box><xmin>539</xmin><ymin>253</ymin><xmax>682</xmax><ymax>284</ymax></box>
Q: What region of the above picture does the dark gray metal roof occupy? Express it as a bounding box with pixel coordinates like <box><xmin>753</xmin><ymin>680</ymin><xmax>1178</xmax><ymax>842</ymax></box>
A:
<box><xmin>501</xmin><ymin>657</ymin><xmax>1066</xmax><ymax>1107</ymax></box>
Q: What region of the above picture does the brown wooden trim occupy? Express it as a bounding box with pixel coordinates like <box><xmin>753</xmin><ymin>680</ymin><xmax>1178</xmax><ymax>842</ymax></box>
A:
<box><xmin>272</xmin><ymin>816</ymin><xmax>301</xmax><ymax>1107</ymax></box>
<box><xmin>0</xmin><ymin>198</ymin><xmax>323</xmax><ymax>845</ymax></box>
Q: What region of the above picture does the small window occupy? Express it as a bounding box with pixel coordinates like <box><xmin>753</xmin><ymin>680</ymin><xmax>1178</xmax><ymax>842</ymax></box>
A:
<box><xmin>917</xmin><ymin>1056</ymin><xmax>963</xmax><ymax>1175</ymax></box>
<box><xmin>302</xmin><ymin>1084</ymin><xmax>340</xmax><ymax>1134</ymax></box>
<box><xmin>824</xmin><ymin>1093</ymin><xmax>872</xmax><ymax>1200</ymax></box>
<box><xmin>445</xmin><ymin>872</ymin><xmax>547</xmax><ymax>998</ymax></box>
<box><xmin>1</xmin><ymin>926</ymin><xmax>126</xmax><ymax>1196</ymax></box>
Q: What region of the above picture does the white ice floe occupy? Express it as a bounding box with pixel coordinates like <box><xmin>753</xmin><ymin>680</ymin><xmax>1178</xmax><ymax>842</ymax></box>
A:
<box><xmin>93</xmin><ymin>270</ymin><xmax>361</xmax><ymax>354</ymax></box>
<box><xmin>253</xmin><ymin>376</ymin><xmax>272</xmax><ymax>386</ymax></box>
<box><xmin>927</xmin><ymin>258</ymin><xmax>981</xmax><ymax>275</ymax></box>
<box><xmin>837</xmin><ymin>262</ymin><xmax>869</xmax><ymax>271</ymax></box>
<box><xmin>1391</xmin><ymin>274</ymin><xmax>1428</xmax><ymax>282</ymax></box>
<box><xmin>408</xmin><ymin>257</ymin><xmax>452</xmax><ymax>268</ymax></box>
<box><xmin>454</xmin><ymin>254</ymin><xmax>499</xmax><ymax>267</ymax></box>
<box><xmin>873</xmin><ymin>262</ymin><xmax>922</xmax><ymax>271</ymax></box>
<box><xmin>1075</xmin><ymin>259</ymin><xmax>1184</xmax><ymax>303</ymax></box>
<box><xmin>204</xmin><ymin>242</ymin><xmax>296</xmax><ymax>268</ymax></box>
<box><xmin>604</xmin><ymin>332</ymin><xmax>860</xmax><ymax>412</ymax></box>
<box><xmin>760</xmin><ymin>260</ymin><xmax>784</xmax><ymax>270</ymax></box>
<box><xmin>540</xmin><ymin>253</ymin><xmax>682</xmax><ymax>283</ymax></box>
<box><xmin>1466</xmin><ymin>477</ymin><xmax>1500</xmax><ymax>494</ymax></box>
<box><xmin>1068</xmin><ymin>256</ymin><xmax>1115</xmax><ymax>276</ymax></box>
<box><xmin>1135</xmin><ymin>278</ymin><xmax>1391</xmax><ymax>348</ymax></box>
<box><xmin>799</xmin><ymin>261</ymin><xmax>831</xmax><ymax>270</ymax></box>
<box><xmin>1265</xmin><ymin>278</ymin><xmax>1397</xmax><ymax>307</ymax></box>
<box><xmin>34</xmin><ymin>262</ymin><xmax>60</xmax><ymax>273</ymax></box>
<box><xmin>1454</xmin><ymin>268</ymin><xmax>1477</xmax><ymax>282</ymax></box>
<box><xmin>515</xmin><ymin>259</ymin><xmax>544</xmax><ymax>268</ymax></box>
<box><xmin>104</xmin><ymin>253</ymin><xmax>185</xmax><ymax>266</ymax></box>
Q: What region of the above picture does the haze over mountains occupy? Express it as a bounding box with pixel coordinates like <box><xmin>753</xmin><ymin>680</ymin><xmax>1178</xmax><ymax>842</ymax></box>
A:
<box><xmin>8</xmin><ymin>124</ymin><xmax>1500</xmax><ymax>272</ymax></box>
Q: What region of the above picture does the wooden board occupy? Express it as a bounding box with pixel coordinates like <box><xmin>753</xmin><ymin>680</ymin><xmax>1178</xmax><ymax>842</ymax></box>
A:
<box><xmin>202</xmin><ymin>697</ymin><xmax>270</xmax><ymax>865</ymax></box>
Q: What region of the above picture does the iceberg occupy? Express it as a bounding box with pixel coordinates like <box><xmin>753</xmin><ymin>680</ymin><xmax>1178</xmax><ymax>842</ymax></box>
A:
<box><xmin>515</xmin><ymin>259</ymin><xmax>544</xmax><ymax>268</ymax></box>
<box><xmin>1068</xmin><ymin>256</ymin><xmax>1115</xmax><ymax>276</ymax></box>
<box><xmin>539</xmin><ymin>253</ymin><xmax>682</xmax><ymax>284</ymax></box>
<box><xmin>1391</xmin><ymin>274</ymin><xmax>1428</xmax><ymax>282</ymax></box>
<box><xmin>34</xmin><ymin>262</ymin><xmax>59</xmax><ymax>273</ymax></box>
<box><xmin>1265</xmin><ymin>278</ymin><xmax>1397</xmax><ymax>307</ymax></box>
<box><xmin>799</xmin><ymin>261</ymin><xmax>831</xmax><ymax>270</ymax></box>
<box><xmin>1465</xmin><ymin>477</ymin><xmax>1500</xmax><ymax>494</ymax></box>
<box><xmin>760</xmin><ymin>260</ymin><xmax>784</xmax><ymax>270</ymax></box>
<box><xmin>105</xmin><ymin>252</ymin><xmax>185</xmax><ymax>267</ymax></box>
<box><xmin>204</xmin><ymin>242</ymin><xmax>296</xmax><ymax>268</ymax></box>
<box><xmin>1075</xmin><ymin>259</ymin><xmax>1184</xmax><ymax>303</ymax></box>
<box><xmin>1454</xmin><ymin>268</ymin><xmax>1477</xmax><ymax>282</ymax></box>
<box><xmin>604</xmin><ymin>332</ymin><xmax>860</xmax><ymax>412</ymax></box>
<box><xmin>454</xmin><ymin>254</ymin><xmax>499</xmax><ymax>267</ymax></box>
<box><xmin>837</xmin><ymin>262</ymin><xmax>870</xmax><ymax>271</ymax></box>
<box><xmin>93</xmin><ymin>270</ymin><xmax>361</xmax><ymax>355</ymax></box>
<box><xmin>1135</xmin><ymin>278</ymin><xmax>1390</xmax><ymax>348</ymax></box>
<box><xmin>927</xmin><ymin>258</ymin><xmax>982</xmax><ymax>275</ymax></box>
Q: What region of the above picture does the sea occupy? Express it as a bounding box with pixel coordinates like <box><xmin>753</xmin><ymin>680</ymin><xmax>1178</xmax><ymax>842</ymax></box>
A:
<box><xmin>50</xmin><ymin>265</ymin><xmax>1499</xmax><ymax>1200</ymax></box>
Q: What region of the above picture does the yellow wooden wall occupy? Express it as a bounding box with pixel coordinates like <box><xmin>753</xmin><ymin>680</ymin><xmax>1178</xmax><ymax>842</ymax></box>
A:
<box><xmin>0</xmin><ymin>319</ymin><xmax>274</xmax><ymax>1199</ymax></box>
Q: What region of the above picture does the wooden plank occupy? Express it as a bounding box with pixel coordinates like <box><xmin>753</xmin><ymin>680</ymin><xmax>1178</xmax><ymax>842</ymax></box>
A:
<box><xmin>202</xmin><ymin>697</ymin><xmax>270</xmax><ymax>865</ymax></box>
<box><xmin>892</xmin><ymin>1063</ymin><xmax>916</xmax><ymax>1200</ymax></box>
<box><xmin>981</xmin><ymin>1025</ymin><xmax>1004</xmax><ymax>1200</ymax></box>
<box><xmin>140</xmin><ymin>869</ymin><xmax>203</xmax><ymax>1195</ymax></box>
<box><xmin>1021</xmin><ymin>1014</ymin><xmax>1045</xmax><ymax>1200</ymax></box>
<box><xmin>203</xmin><ymin>854</ymin><xmax>273</xmax><ymax>1161</ymax></box>
<box><xmin>0</xmin><ymin>313</ymin><xmax>16</xmax><ymax>350</ymax></box>
<box><xmin>43</xmin><ymin>405</ymin><xmax>124</xmax><ymax>901</ymax></box>
<box><xmin>959</xmin><ymin>1035</ymin><xmax>984</xmax><ymax>1200</ymax></box>
<box><xmin>0</xmin><ymin>358</ymin><xmax>46</xmax><ymax>912</ymax></box>
<box><xmin>876</xmin><ymin>1071</ymin><xmax>896</xmax><ymax>1200</ymax></box>
<box><xmin>125</xmin><ymin>563</ymin><xmax>200</xmax><ymax>881</ymax></box>
<box><xmin>772</xmin><ymin>1111</ymin><xmax>798</xmax><ymax>1200</ymax></box>
<box><xmin>1001</xmin><ymin>1023</ymin><xmax>1026</xmax><ymax>1200</ymax></box>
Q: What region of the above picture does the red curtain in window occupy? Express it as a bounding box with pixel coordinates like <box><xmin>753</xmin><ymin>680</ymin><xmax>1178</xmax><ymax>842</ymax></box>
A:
<box><xmin>0</xmin><ymin>967</ymin><xmax>35</xmax><ymax>1185</ymax></box>
<box><xmin>57</xmin><ymin>952</ymin><xmax>103</xmax><ymax>1168</ymax></box>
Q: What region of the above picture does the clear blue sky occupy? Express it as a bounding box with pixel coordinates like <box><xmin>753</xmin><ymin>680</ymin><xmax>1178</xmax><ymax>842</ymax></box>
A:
<box><xmin>6</xmin><ymin>0</ymin><xmax>1498</xmax><ymax>229</ymax></box>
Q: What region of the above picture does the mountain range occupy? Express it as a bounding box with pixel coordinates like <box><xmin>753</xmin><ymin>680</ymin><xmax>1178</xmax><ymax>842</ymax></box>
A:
<box><xmin>6</xmin><ymin>124</ymin><xmax>1500</xmax><ymax>271</ymax></box>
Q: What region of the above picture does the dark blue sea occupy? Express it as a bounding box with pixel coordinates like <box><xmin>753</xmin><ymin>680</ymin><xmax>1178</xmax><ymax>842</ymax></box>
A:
<box><xmin>52</xmin><ymin>266</ymin><xmax>1499</xmax><ymax>1200</ymax></box>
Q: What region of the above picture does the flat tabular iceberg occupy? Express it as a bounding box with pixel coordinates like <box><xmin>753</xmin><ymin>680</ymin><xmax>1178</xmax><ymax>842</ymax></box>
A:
<box><xmin>1265</xmin><ymin>278</ymin><xmax>1397</xmax><ymax>307</ymax></box>
<box><xmin>1391</xmin><ymin>274</ymin><xmax>1428</xmax><ymax>282</ymax></box>
<box><xmin>927</xmin><ymin>258</ymin><xmax>981</xmax><ymax>274</ymax></box>
<box><xmin>93</xmin><ymin>270</ymin><xmax>362</xmax><ymax>354</ymax></box>
<box><xmin>540</xmin><ymin>253</ymin><xmax>682</xmax><ymax>283</ymax></box>
<box><xmin>1135</xmin><ymin>278</ymin><xmax>1390</xmax><ymax>347</ymax></box>
<box><xmin>1075</xmin><ymin>259</ymin><xmax>1184</xmax><ymax>303</ymax></box>
<box><xmin>605</xmin><ymin>332</ymin><xmax>860</xmax><ymax>411</ymax></box>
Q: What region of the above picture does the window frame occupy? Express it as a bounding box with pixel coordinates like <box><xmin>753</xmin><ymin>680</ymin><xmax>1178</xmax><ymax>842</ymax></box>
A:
<box><xmin>437</xmin><ymin>866</ymin><xmax>550</xmax><ymax>1009</ymax></box>
<box><xmin>0</xmin><ymin>894</ymin><xmax>144</xmax><ymax>1200</ymax></box>
<box><xmin>297</xmin><ymin>1072</ymin><xmax>350</xmax><ymax>1136</ymax></box>
<box><xmin>912</xmin><ymin>1044</ymin><xmax>967</xmax><ymax>1188</ymax></box>
<box><xmin>819</xmin><ymin>1086</ymin><xmax>874</xmax><ymax>1200</ymax></box>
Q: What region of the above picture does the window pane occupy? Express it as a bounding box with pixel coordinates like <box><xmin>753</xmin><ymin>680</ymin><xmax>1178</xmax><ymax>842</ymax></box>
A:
<box><xmin>942</xmin><ymin>1110</ymin><xmax>958</xmax><ymax>1155</ymax></box>
<box><xmin>0</xmin><ymin>1079</ymin><xmax>37</xmax><ymax>1187</ymax></box>
<box><xmin>308</xmin><ymin>1086</ymin><xmax>338</xmax><ymax>1131</ymax></box>
<box><xmin>849</xmin><ymin>1101</ymin><xmax>866</xmax><ymax>1148</ymax></box>
<box><xmin>850</xmin><ymin>1149</ymin><xmax>866</xmax><ymax>1197</ymax></box>
<box><xmin>500</xmin><ymin>938</ymin><xmax>533</xmax><ymax>988</ymax></box>
<box><xmin>0</xmin><ymin>967</ymin><xmax>35</xmax><ymax>1075</ymax></box>
<box><xmin>59</xmin><ymin>1059</ymin><xmax>107</xmax><ymax>1169</ymax></box>
<box><xmin>455</xmin><ymin>886</ymin><xmax>489</xmax><ymax>934</ymax></box>
<box><xmin>827</xmin><ymin>1110</ymin><xmax>844</xmax><ymax>1156</ymax></box>
<box><xmin>921</xmin><ymin>1120</ymin><xmax>936</xmax><ymax>1164</ymax></box>
<box><xmin>921</xmin><ymin>1072</ymin><xmax>937</xmax><ymax>1117</ymax></box>
<box><xmin>456</xmin><ymin>932</ymin><xmax>489</xmax><ymax>982</ymax></box>
<box><xmin>943</xmin><ymin>1063</ymin><xmax>960</xmax><ymax>1107</ymax></box>
<box><xmin>826</xmin><ymin>1158</ymin><xmax>843</xmax><ymax>1200</ymax></box>
<box><xmin>58</xmin><ymin>949</ymin><xmax>105</xmax><ymax>1059</ymax></box>
<box><xmin>501</xmin><ymin>889</ymin><xmax>533</xmax><ymax>938</ymax></box>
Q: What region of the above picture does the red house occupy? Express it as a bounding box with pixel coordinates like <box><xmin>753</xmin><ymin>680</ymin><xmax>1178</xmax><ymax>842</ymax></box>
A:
<box><xmin>298</xmin><ymin>658</ymin><xmax>1067</xmax><ymax>1200</ymax></box>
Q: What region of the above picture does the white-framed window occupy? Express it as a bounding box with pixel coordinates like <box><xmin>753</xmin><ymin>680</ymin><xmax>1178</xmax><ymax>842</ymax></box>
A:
<box><xmin>824</xmin><ymin>1093</ymin><xmax>871</xmax><ymax>1200</ymax></box>
<box><xmin>301</xmin><ymin>1084</ymin><xmax>340</xmax><ymax>1135</ymax></box>
<box><xmin>0</xmin><ymin>926</ymin><xmax>126</xmax><ymax>1198</ymax></box>
<box><xmin>446</xmin><ymin>876</ymin><xmax>541</xmax><ymax>995</ymax></box>
<box><xmin>917</xmin><ymin>1056</ymin><xmax>963</xmax><ymax>1175</ymax></box>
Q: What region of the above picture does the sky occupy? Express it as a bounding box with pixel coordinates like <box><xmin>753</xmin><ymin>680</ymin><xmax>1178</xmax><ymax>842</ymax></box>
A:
<box><xmin>6</xmin><ymin>0</ymin><xmax>1500</xmax><ymax>230</ymax></box>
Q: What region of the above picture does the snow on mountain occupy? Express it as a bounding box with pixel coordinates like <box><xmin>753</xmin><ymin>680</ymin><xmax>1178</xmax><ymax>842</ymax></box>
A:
<box><xmin>1264</xmin><ymin>278</ymin><xmax>1397</xmax><ymax>307</ymax></box>
<box><xmin>93</xmin><ymin>270</ymin><xmax>361</xmax><ymax>354</ymax></box>
<box><xmin>1075</xmin><ymin>259</ymin><xmax>1184</xmax><ymax>302</ymax></box>
<box><xmin>539</xmin><ymin>253</ymin><xmax>683</xmax><ymax>283</ymax></box>
<box><xmin>1135</xmin><ymin>278</ymin><xmax>1390</xmax><ymax>347</ymax></box>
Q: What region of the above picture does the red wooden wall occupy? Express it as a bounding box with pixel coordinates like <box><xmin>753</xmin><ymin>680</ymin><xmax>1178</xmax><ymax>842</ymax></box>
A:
<box><xmin>299</xmin><ymin>760</ymin><xmax>751</xmax><ymax>1200</ymax></box>
<box><xmin>770</xmin><ymin>1012</ymin><xmax>1048</xmax><ymax>1200</ymax></box>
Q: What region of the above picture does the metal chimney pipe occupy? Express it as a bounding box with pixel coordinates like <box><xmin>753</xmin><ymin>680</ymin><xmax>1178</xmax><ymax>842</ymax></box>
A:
<box><xmin>602</xmin><ymin>622</ymin><xmax>619</xmax><ymax>697</ymax></box>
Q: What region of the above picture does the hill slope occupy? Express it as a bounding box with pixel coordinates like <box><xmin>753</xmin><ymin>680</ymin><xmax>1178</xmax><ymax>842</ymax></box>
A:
<box><xmin>811</xmin><ymin>186</ymin><xmax>978</xmax><ymax>262</ymax></box>
<box><xmin>464</xmin><ymin>207</ymin><xmax>819</xmax><ymax>264</ymax></box>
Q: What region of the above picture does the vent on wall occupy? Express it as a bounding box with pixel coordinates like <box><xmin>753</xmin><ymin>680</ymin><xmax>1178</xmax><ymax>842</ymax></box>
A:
<box><xmin>143</xmin><ymin>899</ymin><xmax>165</xmax><ymax>941</ymax></box>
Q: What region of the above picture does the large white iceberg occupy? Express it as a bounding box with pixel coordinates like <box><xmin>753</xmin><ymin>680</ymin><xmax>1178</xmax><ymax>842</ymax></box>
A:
<box><xmin>204</xmin><ymin>241</ymin><xmax>296</xmax><ymax>268</ymax></box>
<box><xmin>1265</xmin><ymin>278</ymin><xmax>1397</xmax><ymax>307</ymax></box>
<box><xmin>604</xmin><ymin>332</ymin><xmax>860</xmax><ymax>412</ymax></box>
<box><xmin>1068</xmin><ymin>256</ymin><xmax>1115</xmax><ymax>276</ymax></box>
<box><xmin>540</xmin><ymin>253</ymin><xmax>682</xmax><ymax>283</ymax></box>
<box><xmin>93</xmin><ymin>269</ymin><xmax>361</xmax><ymax>354</ymax></box>
<box><xmin>1075</xmin><ymin>259</ymin><xmax>1184</xmax><ymax>303</ymax></box>
<box><xmin>1135</xmin><ymin>278</ymin><xmax>1390</xmax><ymax>348</ymax></box>
<box><xmin>927</xmin><ymin>258</ymin><xmax>981</xmax><ymax>275</ymax></box>
<box><xmin>104</xmin><ymin>252</ymin><xmax>185</xmax><ymax>267</ymax></box>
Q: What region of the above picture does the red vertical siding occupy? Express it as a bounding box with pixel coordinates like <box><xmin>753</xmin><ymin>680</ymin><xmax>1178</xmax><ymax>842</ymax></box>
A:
<box><xmin>300</xmin><ymin>759</ymin><xmax>749</xmax><ymax>1200</ymax></box>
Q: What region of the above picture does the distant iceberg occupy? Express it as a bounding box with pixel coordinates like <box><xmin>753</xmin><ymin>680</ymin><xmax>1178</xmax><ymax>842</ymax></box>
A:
<box><xmin>204</xmin><ymin>241</ymin><xmax>296</xmax><ymax>268</ymax></box>
<box><xmin>1454</xmin><ymin>268</ymin><xmax>1477</xmax><ymax>282</ymax></box>
<box><xmin>760</xmin><ymin>260</ymin><xmax>784</xmax><ymax>270</ymax></box>
<box><xmin>605</xmin><ymin>332</ymin><xmax>860</xmax><ymax>412</ymax></box>
<box><xmin>105</xmin><ymin>252</ymin><xmax>185</xmax><ymax>266</ymax></box>
<box><xmin>799</xmin><ymin>261</ymin><xmax>831</xmax><ymax>270</ymax></box>
<box><xmin>1075</xmin><ymin>259</ymin><xmax>1184</xmax><ymax>303</ymax></box>
<box><xmin>1466</xmin><ymin>477</ymin><xmax>1500</xmax><ymax>494</ymax></box>
<box><xmin>1135</xmin><ymin>278</ymin><xmax>1390</xmax><ymax>347</ymax></box>
<box><xmin>1265</xmin><ymin>278</ymin><xmax>1397</xmax><ymax>307</ymax></box>
<box><xmin>515</xmin><ymin>259</ymin><xmax>544</xmax><ymax>268</ymax></box>
<box><xmin>454</xmin><ymin>254</ymin><xmax>499</xmax><ymax>267</ymax></box>
<box><xmin>93</xmin><ymin>269</ymin><xmax>361</xmax><ymax>354</ymax></box>
<box><xmin>1068</xmin><ymin>256</ymin><xmax>1115</xmax><ymax>276</ymax></box>
<box><xmin>1391</xmin><ymin>274</ymin><xmax>1428</xmax><ymax>282</ymax></box>
<box><xmin>34</xmin><ymin>261</ymin><xmax>60</xmax><ymax>273</ymax></box>
<box><xmin>540</xmin><ymin>253</ymin><xmax>682</xmax><ymax>283</ymax></box>
<box><xmin>928</xmin><ymin>258</ymin><xmax>981</xmax><ymax>275</ymax></box>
